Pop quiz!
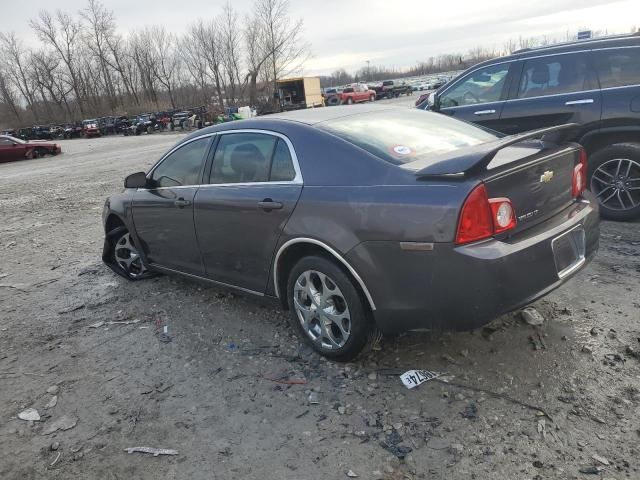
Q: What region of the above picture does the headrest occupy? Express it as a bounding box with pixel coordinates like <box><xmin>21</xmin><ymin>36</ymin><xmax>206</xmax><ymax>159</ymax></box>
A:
<box><xmin>531</xmin><ymin>64</ymin><xmax>550</xmax><ymax>84</ymax></box>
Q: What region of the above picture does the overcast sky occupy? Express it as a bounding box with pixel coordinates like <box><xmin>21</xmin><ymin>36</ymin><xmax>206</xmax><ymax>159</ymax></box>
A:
<box><xmin>1</xmin><ymin>0</ymin><xmax>637</xmax><ymax>75</ymax></box>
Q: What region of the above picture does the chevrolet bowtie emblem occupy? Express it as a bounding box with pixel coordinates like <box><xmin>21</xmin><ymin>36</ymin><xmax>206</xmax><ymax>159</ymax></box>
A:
<box><xmin>540</xmin><ymin>170</ymin><xmax>554</xmax><ymax>183</ymax></box>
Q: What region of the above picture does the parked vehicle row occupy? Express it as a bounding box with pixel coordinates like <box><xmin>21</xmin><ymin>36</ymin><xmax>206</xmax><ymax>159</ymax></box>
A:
<box><xmin>418</xmin><ymin>33</ymin><xmax>640</xmax><ymax>220</ymax></box>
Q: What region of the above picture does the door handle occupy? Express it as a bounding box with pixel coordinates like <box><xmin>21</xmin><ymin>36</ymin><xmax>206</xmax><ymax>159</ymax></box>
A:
<box><xmin>174</xmin><ymin>198</ymin><xmax>192</xmax><ymax>208</ymax></box>
<box><xmin>565</xmin><ymin>99</ymin><xmax>594</xmax><ymax>105</ymax></box>
<box><xmin>258</xmin><ymin>199</ymin><xmax>283</xmax><ymax>211</ymax></box>
<box><xmin>474</xmin><ymin>109</ymin><xmax>496</xmax><ymax>115</ymax></box>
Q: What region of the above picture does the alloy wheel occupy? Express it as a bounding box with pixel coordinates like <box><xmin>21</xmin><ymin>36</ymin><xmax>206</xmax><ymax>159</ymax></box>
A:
<box><xmin>114</xmin><ymin>232</ymin><xmax>147</xmax><ymax>278</ymax></box>
<box><xmin>590</xmin><ymin>158</ymin><xmax>640</xmax><ymax>211</ymax></box>
<box><xmin>293</xmin><ymin>270</ymin><xmax>351</xmax><ymax>350</ymax></box>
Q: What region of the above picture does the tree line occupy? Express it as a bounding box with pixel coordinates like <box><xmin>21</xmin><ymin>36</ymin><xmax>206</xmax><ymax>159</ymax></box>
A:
<box><xmin>0</xmin><ymin>0</ymin><xmax>308</xmax><ymax>127</ymax></box>
<box><xmin>320</xmin><ymin>27</ymin><xmax>639</xmax><ymax>87</ymax></box>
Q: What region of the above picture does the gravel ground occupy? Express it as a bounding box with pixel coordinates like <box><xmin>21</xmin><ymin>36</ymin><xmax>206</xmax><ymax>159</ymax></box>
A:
<box><xmin>1</xmin><ymin>126</ymin><xmax>639</xmax><ymax>480</ymax></box>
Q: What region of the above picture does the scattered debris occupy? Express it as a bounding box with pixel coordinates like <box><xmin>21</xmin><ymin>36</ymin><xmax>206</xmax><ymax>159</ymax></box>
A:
<box><xmin>399</xmin><ymin>369</ymin><xmax>442</xmax><ymax>389</ymax></box>
<box><xmin>125</xmin><ymin>447</ymin><xmax>179</xmax><ymax>457</ymax></box>
<box><xmin>50</xmin><ymin>451</ymin><xmax>62</xmax><ymax>467</ymax></box>
<box><xmin>18</xmin><ymin>408</ymin><xmax>40</xmax><ymax>421</ymax></box>
<box><xmin>592</xmin><ymin>454</ymin><xmax>610</xmax><ymax>466</ymax></box>
<box><xmin>338</xmin><ymin>406</ymin><xmax>347</xmax><ymax>415</ymax></box>
<box><xmin>537</xmin><ymin>418</ymin><xmax>546</xmax><ymax>439</ymax></box>
<box><xmin>582</xmin><ymin>345</ymin><xmax>593</xmax><ymax>354</ymax></box>
<box><xmin>460</xmin><ymin>402</ymin><xmax>478</xmax><ymax>420</ymax></box>
<box><xmin>47</xmin><ymin>385</ymin><xmax>59</xmax><ymax>395</ymax></box>
<box><xmin>521</xmin><ymin>306</ymin><xmax>544</xmax><ymax>326</ymax></box>
<box><xmin>50</xmin><ymin>442</ymin><xmax>60</xmax><ymax>451</ymax></box>
<box><xmin>89</xmin><ymin>321</ymin><xmax>105</xmax><ymax>328</ymax></box>
<box><xmin>308</xmin><ymin>392</ymin><xmax>319</xmax><ymax>404</ymax></box>
<box><xmin>579</xmin><ymin>466</ymin><xmax>601</xmax><ymax>475</ymax></box>
<box><xmin>58</xmin><ymin>303</ymin><xmax>85</xmax><ymax>314</ymax></box>
<box><xmin>346</xmin><ymin>470</ymin><xmax>358</xmax><ymax>478</ymax></box>
<box><xmin>42</xmin><ymin>415</ymin><xmax>78</xmax><ymax>435</ymax></box>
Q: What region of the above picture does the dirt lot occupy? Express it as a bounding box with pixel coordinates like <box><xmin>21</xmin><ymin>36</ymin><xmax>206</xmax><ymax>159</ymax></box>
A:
<box><xmin>1</xmin><ymin>130</ymin><xmax>639</xmax><ymax>480</ymax></box>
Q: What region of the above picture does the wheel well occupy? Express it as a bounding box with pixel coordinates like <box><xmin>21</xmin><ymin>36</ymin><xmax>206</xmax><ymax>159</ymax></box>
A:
<box><xmin>105</xmin><ymin>214</ymin><xmax>125</xmax><ymax>234</ymax></box>
<box><xmin>582</xmin><ymin>131</ymin><xmax>640</xmax><ymax>157</ymax></box>
<box><xmin>275</xmin><ymin>242</ymin><xmax>373</xmax><ymax>313</ymax></box>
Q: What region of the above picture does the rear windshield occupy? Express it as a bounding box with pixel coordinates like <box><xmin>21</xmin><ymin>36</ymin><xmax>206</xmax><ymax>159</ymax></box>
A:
<box><xmin>317</xmin><ymin>109</ymin><xmax>498</xmax><ymax>165</ymax></box>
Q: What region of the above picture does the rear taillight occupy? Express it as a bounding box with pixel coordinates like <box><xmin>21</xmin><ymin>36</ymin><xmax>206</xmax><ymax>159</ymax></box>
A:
<box><xmin>455</xmin><ymin>184</ymin><xmax>517</xmax><ymax>245</ymax></box>
<box><xmin>572</xmin><ymin>148</ymin><xmax>587</xmax><ymax>198</ymax></box>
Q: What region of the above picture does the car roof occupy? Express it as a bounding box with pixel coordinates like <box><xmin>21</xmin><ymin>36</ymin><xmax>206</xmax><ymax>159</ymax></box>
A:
<box><xmin>470</xmin><ymin>33</ymin><xmax>640</xmax><ymax>70</ymax></box>
<box><xmin>267</xmin><ymin>104</ymin><xmax>399</xmax><ymax>125</ymax></box>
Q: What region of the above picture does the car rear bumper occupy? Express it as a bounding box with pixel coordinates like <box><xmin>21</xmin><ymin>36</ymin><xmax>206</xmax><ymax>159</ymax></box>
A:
<box><xmin>346</xmin><ymin>194</ymin><xmax>599</xmax><ymax>334</ymax></box>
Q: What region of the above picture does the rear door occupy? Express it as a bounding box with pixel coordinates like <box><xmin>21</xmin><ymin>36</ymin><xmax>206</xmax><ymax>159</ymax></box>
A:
<box><xmin>132</xmin><ymin>135</ymin><xmax>212</xmax><ymax>275</ymax></box>
<box><xmin>436</xmin><ymin>61</ymin><xmax>516</xmax><ymax>130</ymax></box>
<box><xmin>194</xmin><ymin>131</ymin><xmax>302</xmax><ymax>293</ymax></box>
<box><xmin>498</xmin><ymin>52</ymin><xmax>601</xmax><ymax>136</ymax></box>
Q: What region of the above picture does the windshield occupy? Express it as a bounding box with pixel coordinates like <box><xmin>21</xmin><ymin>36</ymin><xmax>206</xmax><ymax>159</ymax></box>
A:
<box><xmin>317</xmin><ymin>109</ymin><xmax>498</xmax><ymax>165</ymax></box>
<box><xmin>4</xmin><ymin>135</ymin><xmax>25</xmax><ymax>144</ymax></box>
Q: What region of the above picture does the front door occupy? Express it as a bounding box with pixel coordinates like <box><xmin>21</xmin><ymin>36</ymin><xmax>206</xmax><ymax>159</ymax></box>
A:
<box><xmin>436</xmin><ymin>61</ymin><xmax>515</xmax><ymax>131</ymax></box>
<box><xmin>132</xmin><ymin>136</ymin><xmax>212</xmax><ymax>275</ymax></box>
<box><xmin>498</xmin><ymin>52</ymin><xmax>601</xmax><ymax>136</ymax></box>
<box><xmin>0</xmin><ymin>138</ymin><xmax>24</xmax><ymax>162</ymax></box>
<box><xmin>194</xmin><ymin>132</ymin><xmax>302</xmax><ymax>293</ymax></box>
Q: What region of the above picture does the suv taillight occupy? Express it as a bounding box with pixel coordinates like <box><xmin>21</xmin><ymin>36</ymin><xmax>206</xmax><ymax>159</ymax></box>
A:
<box><xmin>572</xmin><ymin>148</ymin><xmax>587</xmax><ymax>198</ymax></box>
<box><xmin>455</xmin><ymin>184</ymin><xmax>517</xmax><ymax>245</ymax></box>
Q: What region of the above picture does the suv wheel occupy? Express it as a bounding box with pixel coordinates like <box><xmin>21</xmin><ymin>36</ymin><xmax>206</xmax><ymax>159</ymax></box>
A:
<box><xmin>589</xmin><ymin>143</ymin><xmax>640</xmax><ymax>221</ymax></box>
<box><xmin>286</xmin><ymin>256</ymin><xmax>373</xmax><ymax>361</ymax></box>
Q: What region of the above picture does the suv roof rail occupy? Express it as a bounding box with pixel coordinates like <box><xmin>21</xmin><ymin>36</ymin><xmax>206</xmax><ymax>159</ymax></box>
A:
<box><xmin>511</xmin><ymin>32</ymin><xmax>640</xmax><ymax>55</ymax></box>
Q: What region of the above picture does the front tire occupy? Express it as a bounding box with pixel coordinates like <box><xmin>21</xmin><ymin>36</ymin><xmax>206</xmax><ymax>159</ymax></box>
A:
<box><xmin>286</xmin><ymin>256</ymin><xmax>372</xmax><ymax>361</ymax></box>
<box><xmin>346</xmin><ymin>97</ymin><xmax>353</xmax><ymax>105</ymax></box>
<box><xmin>111</xmin><ymin>228</ymin><xmax>148</xmax><ymax>279</ymax></box>
<box><xmin>589</xmin><ymin>143</ymin><xmax>640</xmax><ymax>221</ymax></box>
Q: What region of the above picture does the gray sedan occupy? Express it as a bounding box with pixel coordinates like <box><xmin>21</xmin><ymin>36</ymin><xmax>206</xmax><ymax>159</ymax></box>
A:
<box><xmin>102</xmin><ymin>105</ymin><xmax>599</xmax><ymax>360</ymax></box>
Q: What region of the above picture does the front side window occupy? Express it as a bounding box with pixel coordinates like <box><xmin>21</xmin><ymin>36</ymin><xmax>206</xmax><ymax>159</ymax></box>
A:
<box><xmin>595</xmin><ymin>48</ymin><xmax>640</xmax><ymax>89</ymax></box>
<box><xmin>440</xmin><ymin>63</ymin><xmax>510</xmax><ymax>107</ymax></box>
<box><xmin>517</xmin><ymin>53</ymin><xmax>590</xmax><ymax>98</ymax></box>
<box><xmin>0</xmin><ymin>138</ymin><xmax>13</xmax><ymax>145</ymax></box>
<box><xmin>150</xmin><ymin>137</ymin><xmax>209</xmax><ymax>188</ymax></box>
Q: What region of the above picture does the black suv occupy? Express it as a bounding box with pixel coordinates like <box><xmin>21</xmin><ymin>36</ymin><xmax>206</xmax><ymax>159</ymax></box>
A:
<box><xmin>420</xmin><ymin>33</ymin><xmax>640</xmax><ymax>220</ymax></box>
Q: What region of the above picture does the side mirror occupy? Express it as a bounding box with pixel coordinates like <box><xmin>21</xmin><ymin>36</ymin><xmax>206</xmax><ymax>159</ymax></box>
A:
<box><xmin>429</xmin><ymin>92</ymin><xmax>439</xmax><ymax>111</ymax></box>
<box><xmin>124</xmin><ymin>171</ymin><xmax>148</xmax><ymax>189</ymax></box>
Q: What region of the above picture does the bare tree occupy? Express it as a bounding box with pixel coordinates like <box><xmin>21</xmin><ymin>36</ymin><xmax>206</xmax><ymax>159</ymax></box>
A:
<box><xmin>220</xmin><ymin>2</ymin><xmax>243</xmax><ymax>103</ymax></box>
<box><xmin>149</xmin><ymin>26</ymin><xmax>180</xmax><ymax>109</ymax></box>
<box><xmin>0</xmin><ymin>33</ymin><xmax>39</xmax><ymax>121</ymax></box>
<box><xmin>30</xmin><ymin>10</ymin><xmax>86</xmax><ymax>116</ymax></box>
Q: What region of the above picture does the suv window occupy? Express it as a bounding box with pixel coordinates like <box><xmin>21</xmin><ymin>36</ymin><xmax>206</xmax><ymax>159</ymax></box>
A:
<box><xmin>517</xmin><ymin>53</ymin><xmax>590</xmax><ymax>98</ymax></box>
<box><xmin>210</xmin><ymin>133</ymin><xmax>295</xmax><ymax>184</ymax></box>
<box><xmin>150</xmin><ymin>137</ymin><xmax>209</xmax><ymax>188</ymax></box>
<box><xmin>595</xmin><ymin>47</ymin><xmax>640</xmax><ymax>89</ymax></box>
<box><xmin>440</xmin><ymin>63</ymin><xmax>509</xmax><ymax>107</ymax></box>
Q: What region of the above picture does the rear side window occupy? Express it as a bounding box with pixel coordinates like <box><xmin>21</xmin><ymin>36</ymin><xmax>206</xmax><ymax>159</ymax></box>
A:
<box><xmin>318</xmin><ymin>109</ymin><xmax>498</xmax><ymax>165</ymax></box>
<box><xmin>595</xmin><ymin>48</ymin><xmax>640</xmax><ymax>88</ymax></box>
<box><xmin>150</xmin><ymin>137</ymin><xmax>209</xmax><ymax>188</ymax></box>
<box><xmin>517</xmin><ymin>53</ymin><xmax>590</xmax><ymax>98</ymax></box>
<box><xmin>210</xmin><ymin>133</ymin><xmax>297</xmax><ymax>184</ymax></box>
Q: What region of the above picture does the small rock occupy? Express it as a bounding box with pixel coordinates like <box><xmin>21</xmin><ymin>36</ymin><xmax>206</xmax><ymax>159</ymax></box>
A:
<box><xmin>106</xmin><ymin>405</ymin><xmax>119</xmax><ymax>415</ymax></box>
<box><xmin>579</xmin><ymin>466</ymin><xmax>601</xmax><ymax>474</ymax></box>
<box><xmin>533</xmin><ymin>460</ymin><xmax>544</xmax><ymax>468</ymax></box>
<box><xmin>308</xmin><ymin>392</ymin><xmax>319</xmax><ymax>405</ymax></box>
<box><xmin>582</xmin><ymin>345</ymin><xmax>593</xmax><ymax>354</ymax></box>
<box><xmin>18</xmin><ymin>408</ymin><xmax>40</xmax><ymax>421</ymax></box>
<box><xmin>346</xmin><ymin>470</ymin><xmax>358</xmax><ymax>478</ymax></box>
<box><xmin>372</xmin><ymin>470</ymin><xmax>382</xmax><ymax>479</ymax></box>
<box><xmin>50</xmin><ymin>442</ymin><xmax>60</xmax><ymax>451</ymax></box>
<box><xmin>521</xmin><ymin>306</ymin><xmax>544</xmax><ymax>326</ymax></box>
<box><xmin>367</xmin><ymin>372</ymin><xmax>377</xmax><ymax>381</ymax></box>
<box><xmin>42</xmin><ymin>415</ymin><xmax>78</xmax><ymax>435</ymax></box>
<box><xmin>590</xmin><ymin>327</ymin><xmax>598</xmax><ymax>336</ymax></box>
<box><xmin>45</xmin><ymin>396</ymin><xmax>58</xmax><ymax>409</ymax></box>
<box><xmin>47</xmin><ymin>385</ymin><xmax>59</xmax><ymax>395</ymax></box>
<box><xmin>592</xmin><ymin>454</ymin><xmax>610</xmax><ymax>466</ymax></box>
<box><xmin>454</xmin><ymin>393</ymin><xmax>465</xmax><ymax>401</ymax></box>
<box><xmin>449</xmin><ymin>443</ymin><xmax>464</xmax><ymax>455</ymax></box>
<box><xmin>338</xmin><ymin>406</ymin><xmax>346</xmax><ymax>415</ymax></box>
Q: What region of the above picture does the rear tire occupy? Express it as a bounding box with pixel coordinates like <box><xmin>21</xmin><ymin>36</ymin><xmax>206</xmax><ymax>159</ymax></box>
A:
<box><xmin>286</xmin><ymin>255</ymin><xmax>373</xmax><ymax>361</ymax></box>
<box><xmin>346</xmin><ymin>97</ymin><xmax>353</xmax><ymax>105</ymax></box>
<box><xmin>588</xmin><ymin>143</ymin><xmax>640</xmax><ymax>221</ymax></box>
<box><xmin>369</xmin><ymin>94</ymin><xmax>375</xmax><ymax>102</ymax></box>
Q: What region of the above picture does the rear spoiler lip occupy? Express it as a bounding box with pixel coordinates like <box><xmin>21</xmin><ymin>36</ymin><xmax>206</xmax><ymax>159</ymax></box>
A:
<box><xmin>412</xmin><ymin>123</ymin><xmax>580</xmax><ymax>178</ymax></box>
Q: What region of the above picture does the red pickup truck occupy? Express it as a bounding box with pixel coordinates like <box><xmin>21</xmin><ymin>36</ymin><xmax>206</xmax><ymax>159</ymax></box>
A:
<box><xmin>339</xmin><ymin>84</ymin><xmax>376</xmax><ymax>105</ymax></box>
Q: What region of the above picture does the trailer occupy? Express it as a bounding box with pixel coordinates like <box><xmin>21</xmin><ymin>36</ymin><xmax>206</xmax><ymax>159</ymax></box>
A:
<box><xmin>276</xmin><ymin>77</ymin><xmax>324</xmax><ymax>111</ymax></box>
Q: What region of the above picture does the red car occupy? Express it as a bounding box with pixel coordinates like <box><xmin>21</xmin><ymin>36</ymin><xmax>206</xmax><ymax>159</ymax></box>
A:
<box><xmin>339</xmin><ymin>84</ymin><xmax>376</xmax><ymax>105</ymax></box>
<box><xmin>82</xmin><ymin>119</ymin><xmax>101</xmax><ymax>138</ymax></box>
<box><xmin>0</xmin><ymin>135</ymin><xmax>61</xmax><ymax>163</ymax></box>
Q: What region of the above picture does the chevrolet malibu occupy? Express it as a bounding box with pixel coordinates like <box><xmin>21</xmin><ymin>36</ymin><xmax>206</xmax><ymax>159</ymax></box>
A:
<box><xmin>102</xmin><ymin>105</ymin><xmax>599</xmax><ymax>360</ymax></box>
